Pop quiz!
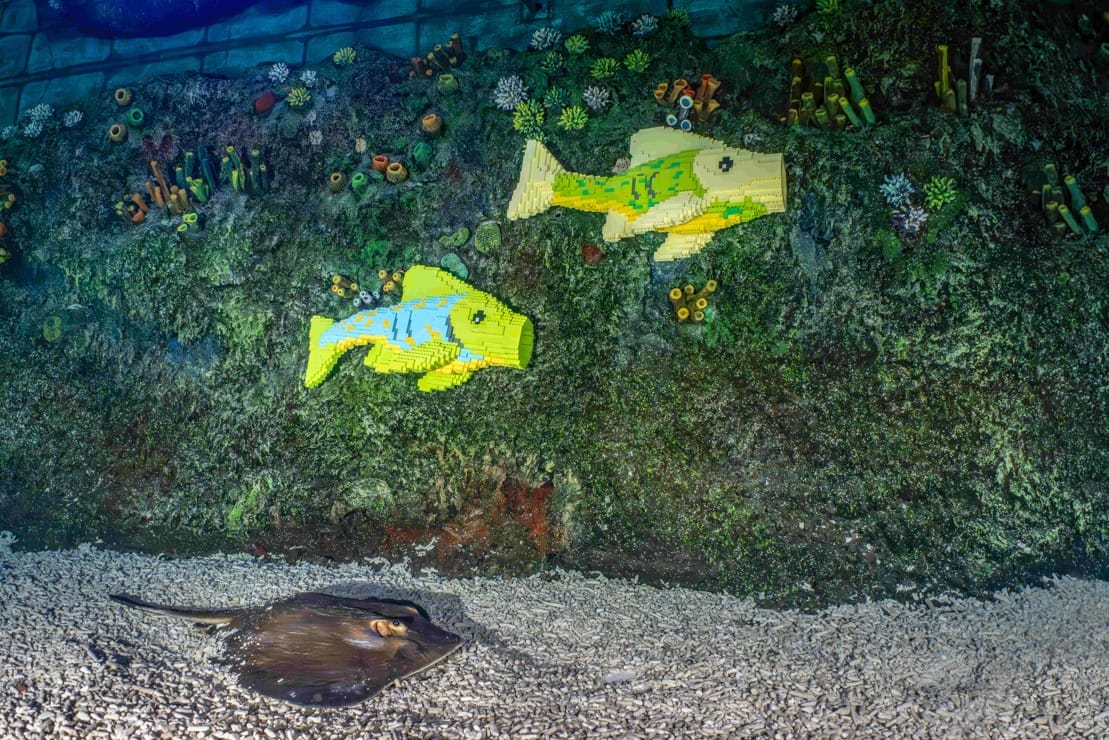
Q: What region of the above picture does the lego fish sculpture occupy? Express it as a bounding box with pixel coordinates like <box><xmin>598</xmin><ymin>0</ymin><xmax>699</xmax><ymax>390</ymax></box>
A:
<box><xmin>110</xmin><ymin>592</ymin><xmax>463</xmax><ymax>707</ymax></box>
<box><xmin>305</xmin><ymin>265</ymin><xmax>533</xmax><ymax>391</ymax></box>
<box><xmin>507</xmin><ymin>126</ymin><xmax>787</xmax><ymax>261</ymax></box>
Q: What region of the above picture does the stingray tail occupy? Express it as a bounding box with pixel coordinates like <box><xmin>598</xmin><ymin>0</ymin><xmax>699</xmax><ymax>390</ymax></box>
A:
<box><xmin>506</xmin><ymin>139</ymin><xmax>565</xmax><ymax>220</ymax></box>
<box><xmin>110</xmin><ymin>593</ymin><xmax>239</xmax><ymax>626</ymax></box>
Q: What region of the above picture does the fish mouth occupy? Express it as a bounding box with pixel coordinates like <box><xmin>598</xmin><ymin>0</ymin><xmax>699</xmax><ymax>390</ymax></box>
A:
<box><xmin>508</xmin><ymin>316</ymin><xmax>535</xmax><ymax>369</ymax></box>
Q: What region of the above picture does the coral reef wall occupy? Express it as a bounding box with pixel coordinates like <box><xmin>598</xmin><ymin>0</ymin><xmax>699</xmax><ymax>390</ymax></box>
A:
<box><xmin>0</xmin><ymin>0</ymin><xmax>760</xmax><ymax>127</ymax></box>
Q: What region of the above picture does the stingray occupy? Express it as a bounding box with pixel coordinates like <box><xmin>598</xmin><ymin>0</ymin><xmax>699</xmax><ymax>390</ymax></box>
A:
<box><xmin>110</xmin><ymin>591</ymin><xmax>464</xmax><ymax>707</ymax></box>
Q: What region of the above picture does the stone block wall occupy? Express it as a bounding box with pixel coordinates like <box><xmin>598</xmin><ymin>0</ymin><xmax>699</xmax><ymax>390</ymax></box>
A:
<box><xmin>0</xmin><ymin>0</ymin><xmax>759</xmax><ymax>128</ymax></box>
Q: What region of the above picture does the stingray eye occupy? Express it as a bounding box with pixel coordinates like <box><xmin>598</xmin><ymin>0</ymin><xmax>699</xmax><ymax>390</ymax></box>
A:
<box><xmin>391</xmin><ymin>619</ymin><xmax>401</xmax><ymax>627</ymax></box>
<box><xmin>718</xmin><ymin>156</ymin><xmax>734</xmax><ymax>172</ymax></box>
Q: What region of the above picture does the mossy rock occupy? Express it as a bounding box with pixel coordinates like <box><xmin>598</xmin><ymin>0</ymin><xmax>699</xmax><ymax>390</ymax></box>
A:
<box><xmin>473</xmin><ymin>221</ymin><xmax>502</xmax><ymax>254</ymax></box>
<box><xmin>42</xmin><ymin>315</ymin><xmax>63</xmax><ymax>342</ymax></box>
<box><xmin>440</xmin><ymin>252</ymin><xmax>469</xmax><ymax>280</ymax></box>
<box><xmin>413</xmin><ymin>141</ymin><xmax>433</xmax><ymax>169</ymax></box>
<box><xmin>438</xmin><ymin>226</ymin><xmax>470</xmax><ymax>249</ymax></box>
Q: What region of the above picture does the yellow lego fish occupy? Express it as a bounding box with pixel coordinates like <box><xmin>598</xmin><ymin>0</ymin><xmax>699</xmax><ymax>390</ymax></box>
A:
<box><xmin>305</xmin><ymin>265</ymin><xmax>533</xmax><ymax>391</ymax></box>
<box><xmin>507</xmin><ymin>126</ymin><xmax>787</xmax><ymax>261</ymax></box>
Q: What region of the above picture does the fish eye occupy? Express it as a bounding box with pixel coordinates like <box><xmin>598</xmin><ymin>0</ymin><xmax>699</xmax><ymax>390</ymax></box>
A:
<box><xmin>391</xmin><ymin>619</ymin><xmax>401</xmax><ymax>627</ymax></box>
<box><xmin>472</xmin><ymin>310</ymin><xmax>486</xmax><ymax>325</ymax></box>
<box><xmin>718</xmin><ymin>156</ymin><xmax>734</xmax><ymax>172</ymax></box>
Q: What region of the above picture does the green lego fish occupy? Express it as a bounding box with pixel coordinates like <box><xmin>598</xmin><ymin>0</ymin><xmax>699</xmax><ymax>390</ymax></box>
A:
<box><xmin>506</xmin><ymin>126</ymin><xmax>786</xmax><ymax>261</ymax></box>
<box><xmin>305</xmin><ymin>265</ymin><xmax>533</xmax><ymax>391</ymax></box>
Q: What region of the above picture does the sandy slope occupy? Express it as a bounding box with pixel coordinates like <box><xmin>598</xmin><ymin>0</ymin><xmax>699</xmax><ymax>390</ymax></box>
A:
<box><xmin>1</xmin><ymin>532</ymin><xmax>1106</xmax><ymax>738</ymax></box>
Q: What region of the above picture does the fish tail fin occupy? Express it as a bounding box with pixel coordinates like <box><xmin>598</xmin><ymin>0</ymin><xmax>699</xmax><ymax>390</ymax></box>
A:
<box><xmin>109</xmin><ymin>593</ymin><xmax>239</xmax><ymax>626</ymax></box>
<box><xmin>305</xmin><ymin>316</ymin><xmax>342</xmax><ymax>388</ymax></box>
<box><xmin>506</xmin><ymin>139</ymin><xmax>565</xmax><ymax>220</ymax></box>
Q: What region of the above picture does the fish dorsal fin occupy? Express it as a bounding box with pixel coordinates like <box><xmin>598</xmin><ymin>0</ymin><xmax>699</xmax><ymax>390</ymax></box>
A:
<box><xmin>628</xmin><ymin>126</ymin><xmax>718</xmax><ymax>167</ymax></box>
<box><xmin>400</xmin><ymin>265</ymin><xmax>467</xmax><ymax>301</ymax></box>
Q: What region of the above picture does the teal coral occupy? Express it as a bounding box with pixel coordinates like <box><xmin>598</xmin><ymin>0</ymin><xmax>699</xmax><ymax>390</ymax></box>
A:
<box><xmin>543</xmin><ymin>87</ymin><xmax>573</xmax><ymax>112</ymax></box>
<box><xmin>539</xmin><ymin>52</ymin><xmax>564</xmax><ymax>75</ymax></box>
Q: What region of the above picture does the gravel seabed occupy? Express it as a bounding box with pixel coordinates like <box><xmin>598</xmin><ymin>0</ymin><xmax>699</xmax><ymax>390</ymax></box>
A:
<box><xmin>1</xmin><ymin>532</ymin><xmax>1107</xmax><ymax>739</ymax></box>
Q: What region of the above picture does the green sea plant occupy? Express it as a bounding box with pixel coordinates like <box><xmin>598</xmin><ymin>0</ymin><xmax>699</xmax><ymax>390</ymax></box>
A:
<box><xmin>557</xmin><ymin>105</ymin><xmax>588</xmax><ymax>131</ymax></box>
<box><xmin>923</xmin><ymin>176</ymin><xmax>957</xmax><ymax>211</ymax></box>
<box><xmin>623</xmin><ymin>49</ymin><xmax>651</xmax><ymax>73</ymax></box>
<box><xmin>816</xmin><ymin>0</ymin><xmax>840</xmax><ymax>12</ymax></box>
<box><xmin>590</xmin><ymin>58</ymin><xmax>620</xmax><ymax>79</ymax></box>
<box><xmin>333</xmin><ymin>47</ymin><xmax>357</xmax><ymax>65</ymax></box>
<box><xmin>287</xmin><ymin>86</ymin><xmax>311</xmax><ymax>108</ymax></box>
<box><xmin>665</xmin><ymin>8</ymin><xmax>689</xmax><ymax>25</ymax></box>
<box><xmin>564</xmin><ymin>35</ymin><xmax>589</xmax><ymax>55</ymax></box>
<box><xmin>512</xmin><ymin>100</ymin><xmax>546</xmax><ymax>139</ymax></box>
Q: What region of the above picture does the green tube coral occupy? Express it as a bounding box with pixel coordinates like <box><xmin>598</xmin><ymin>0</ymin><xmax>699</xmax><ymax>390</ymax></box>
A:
<box><xmin>1057</xmin><ymin>204</ymin><xmax>1084</xmax><ymax>236</ymax></box>
<box><xmin>351</xmin><ymin>171</ymin><xmax>368</xmax><ymax>196</ymax></box>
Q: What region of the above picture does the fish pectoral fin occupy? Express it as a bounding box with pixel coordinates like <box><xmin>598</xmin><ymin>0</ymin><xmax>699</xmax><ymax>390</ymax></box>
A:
<box><xmin>626</xmin><ymin>192</ymin><xmax>707</xmax><ymax>234</ymax></box>
<box><xmin>653</xmin><ymin>232</ymin><xmax>713</xmax><ymax>261</ymax></box>
<box><xmin>368</xmin><ymin>341</ymin><xmax>460</xmax><ymax>376</ymax></box>
<box><xmin>602</xmin><ymin>211</ymin><xmax>631</xmax><ymax>241</ymax></box>
<box><xmin>417</xmin><ymin>367</ymin><xmax>473</xmax><ymax>391</ymax></box>
<box><xmin>362</xmin><ymin>342</ymin><xmax>391</xmax><ymax>370</ymax></box>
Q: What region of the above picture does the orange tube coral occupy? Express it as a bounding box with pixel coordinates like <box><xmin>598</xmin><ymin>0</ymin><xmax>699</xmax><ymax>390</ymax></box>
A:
<box><xmin>371</xmin><ymin>154</ymin><xmax>390</xmax><ymax>172</ymax></box>
<box><xmin>150</xmin><ymin>161</ymin><xmax>170</xmax><ymax>206</ymax></box>
<box><xmin>130</xmin><ymin>193</ymin><xmax>149</xmax><ymax>213</ymax></box>
<box><xmin>697</xmin><ymin>74</ymin><xmax>721</xmax><ymax>102</ymax></box>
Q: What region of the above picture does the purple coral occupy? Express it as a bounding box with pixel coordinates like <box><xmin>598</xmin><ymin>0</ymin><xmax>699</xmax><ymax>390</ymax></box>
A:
<box><xmin>891</xmin><ymin>205</ymin><xmax>928</xmax><ymax>238</ymax></box>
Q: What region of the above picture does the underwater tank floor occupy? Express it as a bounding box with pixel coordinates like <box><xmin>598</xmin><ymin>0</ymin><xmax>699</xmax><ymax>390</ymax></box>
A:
<box><xmin>1</xmin><ymin>534</ymin><xmax>1107</xmax><ymax>737</ymax></box>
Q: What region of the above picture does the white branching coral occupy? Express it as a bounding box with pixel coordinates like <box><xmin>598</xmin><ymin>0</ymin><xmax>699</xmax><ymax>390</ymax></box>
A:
<box><xmin>62</xmin><ymin>110</ymin><xmax>83</xmax><ymax>128</ymax></box>
<box><xmin>530</xmin><ymin>27</ymin><xmax>562</xmax><ymax>51</ymax></box>
<box><xmin>631</xmin><ymin>14</ymin><xmax>658</xmax><ymax>38</ymax></box>
<box><xmin>268</xmin><ymin>62</ymin><xmax>290</xmax><ymax>85</ymax></box>
<box><xmin>26</xmin><ymin>103</ymin><xmax>54</xmax><ymax>122</ymax></box>
<box><xmin>582</xmin><ymin>85</ymin><xmax>610</xmax><ymax>112</ymax></box>
<box><xmin>299</xmin><ymin>69</ymin><xmax>318</xmax><ymax>87</ymax></box>
<box><xmin>492</xmin><ymin>75</ymin><xmax>528</xmax><ymax>111</ymax></box>
<box><xmin>772</xmin><ymin>4</ymin><xmax>798</xmax><ymax>28</ymax></box>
